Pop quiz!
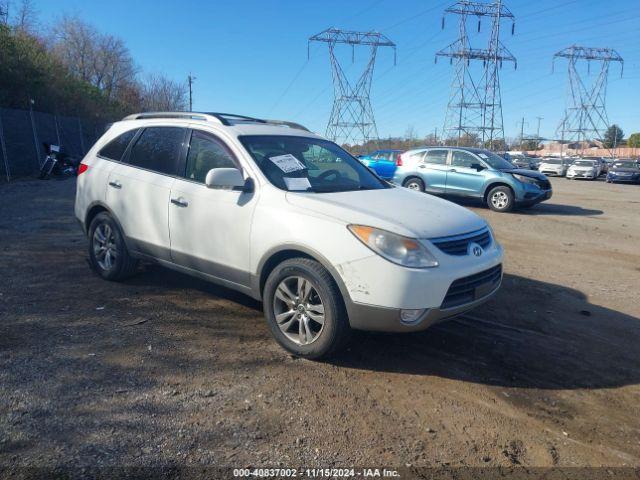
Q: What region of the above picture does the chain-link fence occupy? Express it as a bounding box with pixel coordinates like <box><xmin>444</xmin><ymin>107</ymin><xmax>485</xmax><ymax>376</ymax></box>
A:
<box><xmin>0</xmin><ymin>107</ymin><xmax>106</xmax><ymax>181</ymax></box>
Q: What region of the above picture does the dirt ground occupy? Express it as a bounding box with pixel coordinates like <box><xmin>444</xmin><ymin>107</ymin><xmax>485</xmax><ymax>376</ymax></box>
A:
<box><xmin>1</xmin><ymin>176</ymin><xmax>639</xmax><ymax>477</ymax></box>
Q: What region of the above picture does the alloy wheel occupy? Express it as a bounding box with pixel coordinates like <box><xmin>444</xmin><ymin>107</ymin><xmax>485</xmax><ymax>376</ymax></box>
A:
<box><xmin>491</xmin><ymin>191</ymin><xmax>509</xmax><ymax>209</ymax></box>
<box><xmin>93</xmin><ymin>223</ymin><xmax>118</xmax><ymax>271</ymax></box>
<box><xmin>272</xmin><ymin>276</ymin><xmax>325</xmax><ymax>345</ymax></box>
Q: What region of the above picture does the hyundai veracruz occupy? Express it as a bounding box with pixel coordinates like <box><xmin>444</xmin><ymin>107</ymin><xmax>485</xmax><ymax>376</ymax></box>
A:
<box><xmin>75</xmin><ymin>112</ymin><xmax>504</xmax><ymax>359</ymax></box>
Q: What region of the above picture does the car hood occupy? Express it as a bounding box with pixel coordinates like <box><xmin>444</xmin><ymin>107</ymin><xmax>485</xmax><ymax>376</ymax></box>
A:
<box><xmin>285</xmin><ymin>187</ymin><xmax>487</xmax><ymax>239</ymax></box>
<box><xmin>500</xmin><ymin>168</ymin><xmax>548</xmax><ymax>180</ymax></box>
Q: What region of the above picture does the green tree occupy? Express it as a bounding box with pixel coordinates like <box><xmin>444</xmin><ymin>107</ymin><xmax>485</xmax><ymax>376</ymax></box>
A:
<box><xmin>627</xmin><ymin>133</ymin><xmax>640</xmax><ymax>148</ymax></box>
<box><xmin>603</xmin><ymin>125</ymin><xmax>624</xmax><ymax>149</ymax></box>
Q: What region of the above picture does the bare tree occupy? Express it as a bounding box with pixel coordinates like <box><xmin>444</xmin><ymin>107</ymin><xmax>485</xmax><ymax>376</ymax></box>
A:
<box><xmin>141</xmin><ymin>74</ymin><xmax>187</xmax><ymax>112</ymax></box>
<box><xmin>52</xmin><ymin>15</ymin><xmax>137</xmax><ymax>99</ymax></box>
<box><xmin>12</xmin><ymin>0</ymin><xmax>38</xmax><ymax>32</ymax></box>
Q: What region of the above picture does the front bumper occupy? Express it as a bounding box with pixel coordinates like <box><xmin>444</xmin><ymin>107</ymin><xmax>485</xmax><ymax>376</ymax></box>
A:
<box><xmin>607</xmin><ymin>174</ymin><xmax>640</xmax><ymax>183</ymax></box>
<box><xmin>340</xmin><ymin>241</ymin><xmax>504</xmax><ymax>332</ymax></box>
<box><xmin>567</xmin><ymin>170</ymin><xmax>596</xmax><ymax>179</ymax></box>
<box><xmin>346</xmin><ymin>269</ymin><xmax>502</xmax><ymax>332</ymax></box>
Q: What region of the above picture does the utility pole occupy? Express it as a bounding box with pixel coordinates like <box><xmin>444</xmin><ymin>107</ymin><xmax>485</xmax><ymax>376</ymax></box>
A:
<box><xmin>553</xmin><ymin>45</ymin><xmax>623</xmax><ymax>156</ymax></box>
<box><xmin>436</xmin><ymin>0</ymin><xmax>517</xmax><ymax>150</ymax></box>
<box><xmin>187</xmin><ymin>73</ymin><xmax>196</xmax><ymax>112</ymax></box>
<box><xmin>517</xmin><ymin>117</ymin><xmax>527</xmax><ymax>150</ymax></box>
<box><xmin>309</xmin><ymin>28</ymin><xmax>396</xmax><ymax>146</ymax></box>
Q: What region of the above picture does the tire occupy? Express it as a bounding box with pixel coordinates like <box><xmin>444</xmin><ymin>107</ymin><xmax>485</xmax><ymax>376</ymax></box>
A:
<box><xmin>263</xmin><ymin>258</ymin><xmax>351</xmax><ymax>360</ymax></box>
<box><xmin>403</xmin><ymin>177</ymin><xmax>425</xmax><ymax>192</ymax></box>
<box><xmin>88</xmin><ymin>212</ymin><xmax>138</xmax><ymax>281</ymax></box>
<box><xmin>487</xmin><ymin>186</ymin><xmax>514</xmax><ymax>212</ymax></box>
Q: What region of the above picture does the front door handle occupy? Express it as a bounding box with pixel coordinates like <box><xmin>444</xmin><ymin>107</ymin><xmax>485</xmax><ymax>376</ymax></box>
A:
<box><xmin>171</xmin><ymin>197</ymin><xmax>189</xmax><ymax>208</ymax></box>
<box><xmin>108</xmin><ymin>181</ymin><xmax>122</xmax><ymax>189</ymax></box>
<box><xmin>449</xmin><ymin>169</ymin><xmax>457</xmax><ymax>173</ymax></box>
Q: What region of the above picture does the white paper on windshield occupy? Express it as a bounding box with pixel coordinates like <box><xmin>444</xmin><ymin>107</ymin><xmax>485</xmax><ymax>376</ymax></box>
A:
<box><xmin>478</xmin><ymin>153</ymin><xmax>488</xmax><ymax>159</ymax></box>
<box><xmin>284</xmin><ymin>176</ymin><xmax>312</xmax><ymax>191</ymax></box>
<box><xmin>269</xmin><ymin>154</ymin><xmax>306</xmax><ymax>173</ymax></box>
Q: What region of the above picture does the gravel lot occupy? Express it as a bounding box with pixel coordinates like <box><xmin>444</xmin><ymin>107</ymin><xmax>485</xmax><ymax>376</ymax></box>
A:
<box><xmin>1</xmin><ymin>177</ymin><xmax>639</xmax><ymax>476</ymax></box>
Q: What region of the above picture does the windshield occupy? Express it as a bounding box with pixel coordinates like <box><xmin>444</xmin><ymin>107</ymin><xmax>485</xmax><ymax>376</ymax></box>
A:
<box><xmin>477</xmin><ymin>151</ymin><xmax>517</xmax><ymax>170</ymax></box>
<box><xmin>613</xmin><ymin>161</ymin><xmax>638</xmax><ymax>169</ymax></box>
<box><xmin>573</xmin><ymin>160</ymin><xmax>595</xmax><ymax>167</ymax></box>
<box><xmin>239</xmin><ymin>135</ymin><xmax>389</xmax><ymax>193</ymax></box>
<box><xmin>543</xmin><ymin>159</ymin><xmax>563</xmax><ymax>165</ymax></box>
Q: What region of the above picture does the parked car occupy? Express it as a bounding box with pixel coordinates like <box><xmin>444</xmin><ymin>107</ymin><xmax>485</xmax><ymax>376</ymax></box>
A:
<box><xmin>583</xmin><ymin>156</ymin><xmax>605</xmax><ymax>175</ymax></box>
<box><xmin>538</xmin><ymin>158</ymin><xmax>569</xmax><ymax>177</ymax></box>
<box><xmin>357</xmin><ymin>149</ymin><xmax>402</xmax><ymax>180</ymax></box>
<box><xmin>74</xmin><ymin>112</ymin><xmax>504</xmax><ymax>359</ymax></box>
<box><xmin>393</xmin><ymin>146</ymin><xmax>552</xmax><ymax>212</ymax></box>
<box><xmin>606</xmin><ymin>159</ymin><xmax>640</xmax><ymax>184</ymax></box>
<box><xmin>566</xmin><ymin>159</ymin><xmax>599</xmax><ymax>180</ymax></box>
<box><xmin>505</xmin><ymin>152</ymin><xmax>537</xmax><ymax>170</ymax></box>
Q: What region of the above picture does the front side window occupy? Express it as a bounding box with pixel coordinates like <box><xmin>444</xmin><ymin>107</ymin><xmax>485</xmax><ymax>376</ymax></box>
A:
<box><xmin>451</xmin><ymin>151</ymin><xmax>479</xmax><ymax>168</ymax></box>
<box><xmin>185</xmin><ymin>131</ymin><xmax>236</xmax><ymax>183</ymax></box>
<box><xmin>239</xmin><ymin>135</ymin><xmax>388</xmax><ymax>193</ymax></box>
<box><xmin>423</xmin><ymin>149</ymin><xmax>448</xmax><ymax>165</ymax></box>
<box><xmin>98</xmin><ymin>129</ymin><xmax>137</xmax><ymax>161</ymax></box>
<box><xmin>127</xmin><ymin>127</ymin><xmax>185</xmax><ymax>175</ymax></box>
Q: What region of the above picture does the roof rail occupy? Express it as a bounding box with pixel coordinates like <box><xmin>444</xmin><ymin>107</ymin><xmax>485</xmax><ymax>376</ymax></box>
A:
<box><xmin>122</xmin><ymin>112</ymin><xmax>224</xmax><ymax>124</ymax></box>
<box><xmin>122</xmin><ymin>111</ymin><xmax>311</xmax><ymax>132</ymax></box>
<box><xmin>264</xmin><ymin>119</ymin><xmax>311</xmax><ymax>132</ymax></box>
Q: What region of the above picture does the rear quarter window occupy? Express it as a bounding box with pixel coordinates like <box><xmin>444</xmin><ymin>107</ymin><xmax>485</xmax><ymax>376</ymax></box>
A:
<box><xmin>98</xmin><ymin>129</ymin><xmax>138</xmax><ymax>161</ymax></box>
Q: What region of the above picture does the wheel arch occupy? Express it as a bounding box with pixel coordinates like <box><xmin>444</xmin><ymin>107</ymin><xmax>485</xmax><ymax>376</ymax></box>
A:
<box><xmin>254</xmin><ymin>245</ymin><xmax>353</xmax><ymax>310</ymax></box>
<box><xmin>483</xmin><ymin>182</ymin><xmax>515</xmax><ymax>203</ymax></box>
<box><xmin>84</xmin><ymin>202</ymin><xmax>130</xmax><ymax>250</ymax></box>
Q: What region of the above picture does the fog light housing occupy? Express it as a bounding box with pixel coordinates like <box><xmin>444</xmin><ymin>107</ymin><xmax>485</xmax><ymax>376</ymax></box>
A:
<box><xmin>400</xmin><ymin>309</ymin><xmax>426</xmax><ymax>325</ymax></box>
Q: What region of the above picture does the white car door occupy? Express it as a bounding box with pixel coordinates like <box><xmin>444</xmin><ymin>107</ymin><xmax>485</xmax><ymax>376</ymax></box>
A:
<box><xmin>168</xmin><ymin>129</ymin><xmax>257</xmax><ymax>288</ymax></box>
<box><xmin>106</xmin><ymin>126</ymin><xmax>187</xmax><ymax>260</ymax></box>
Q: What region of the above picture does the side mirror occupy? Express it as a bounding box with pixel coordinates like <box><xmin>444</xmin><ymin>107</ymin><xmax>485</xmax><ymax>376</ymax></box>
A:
<box><xmin>205</xmin><ymin>168</ymin><xmax>249</xmax><ymax>191</ymax></box>
<box><xmin>470</xmin><ymin>163</ymin><xmax>486</xmax><ymax>171</ymax></box>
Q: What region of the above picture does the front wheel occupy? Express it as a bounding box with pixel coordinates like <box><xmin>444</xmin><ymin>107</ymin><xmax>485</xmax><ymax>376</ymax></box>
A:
<box><xmin>403</xmin><ymin>177</ymin><xmax>425</xmax><ymax>192</ymax></box>
<box><xmin>487</xmin><ymin>186</ymin><xmax>514</xmax><ymax>212</ymax></box>
<box><xmin>263</xmin><ymin>258</ymin><xmax>351</xmax><ymax>360</ymax></box>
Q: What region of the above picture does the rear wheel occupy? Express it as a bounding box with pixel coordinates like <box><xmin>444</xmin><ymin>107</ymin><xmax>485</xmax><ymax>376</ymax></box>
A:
<box><xmin>403</xmin><ymin>177</ymin><xmax>425</xmax><ymax>192</ymax></box>
<box><xmin>263</xmin><ymin>258</ymin><xmax>350</xmax><ymax>360</ymax></box>
<box><xmin>487</xmin><ymin>186</ymin><xmax>514</xmax><ymax>212</ymax></box>
<box><xmin>88</xmin><ymin>212</ymin><xmax>138</xmax><ymax>281</ymax></box>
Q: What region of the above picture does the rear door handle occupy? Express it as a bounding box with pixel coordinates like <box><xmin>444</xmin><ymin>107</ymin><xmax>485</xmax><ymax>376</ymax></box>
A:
<box><xmin>418</xmin><ymin>164</ymin><xmax>426</xmax><ymax>169</ymax></box>
<box><xmin>108</xmin><ymin>181</ymin><xmax>122</xmax><ymax>189</ymax></box>
<box><xmin>449</xmin><ymin>169</ymin><xmax>457</xmax><ymax>173</ymax></box>
<box><xmin>171</xmin><ymin>197</ymin><xmax>189</xmax><ymax>208</ymax></box>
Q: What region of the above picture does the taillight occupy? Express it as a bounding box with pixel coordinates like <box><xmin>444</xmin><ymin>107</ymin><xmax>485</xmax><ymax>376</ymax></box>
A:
<box><xmin>77</xmin><ymin>163</ymin><xmax>89</xmax><ymax>175</ymax></box>
<box><xmin>396</xmin><ymin>154</ymin><xmax>403</xmax><ymax>166</ymax></box>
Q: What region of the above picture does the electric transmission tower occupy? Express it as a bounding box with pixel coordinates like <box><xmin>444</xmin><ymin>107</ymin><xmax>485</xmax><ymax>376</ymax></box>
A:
<box><xmin>553</xmin><ymin>46</ymin><xmax>623</xmax><ymax>155</ymax></box>
<box><xmin>436</xmin><ymin>1</ymin><xmax>516</xmax><ymax>150</ymax></box>
<box><xmin>309</xmin><ymin>28</ymin><xmax>396</xmax><ymax>146</ymax></box>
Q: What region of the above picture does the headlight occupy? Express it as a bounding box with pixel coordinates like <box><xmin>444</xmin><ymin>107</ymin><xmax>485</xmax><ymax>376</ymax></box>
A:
<box><xmin>511</xmin><ymin>173</ymin><xmax>538</xmax><ymax>185</ymax></box>
<box><xmin>348</xmin><ymin>225</ymin><xmax>439</xmax><ymax>268</ymax></box>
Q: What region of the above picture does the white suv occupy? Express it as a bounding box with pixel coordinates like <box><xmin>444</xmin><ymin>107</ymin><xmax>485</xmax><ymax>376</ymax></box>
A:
<box><xmin>75</xmin><ymin>112</ymin><xmax>503</xmax><ymax>359</ymax></box>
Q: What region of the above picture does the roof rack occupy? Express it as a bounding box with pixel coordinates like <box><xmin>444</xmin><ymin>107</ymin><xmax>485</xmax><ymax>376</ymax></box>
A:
<box><xmin>122</xmin><ymin>112</ymin><xmax>224</xmax><ymax>124</ymax></box>
<box><xmin>122</xmin><ymin>111</ymin><xmax>310</xmax><ymax>132</ymax></box>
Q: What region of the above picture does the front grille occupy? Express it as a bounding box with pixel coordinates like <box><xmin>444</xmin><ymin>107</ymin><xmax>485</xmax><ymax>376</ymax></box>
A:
<box><xmin>430</xmin><ymin>228</ymin><xmax>492</xmax><ymax>256</ymax></box>
<box><xmin>535</xmin><ymin>178</ymin><xmax>551</xmax><ymax>189</ymax></box>
<box><xmin>441</xmin><ymin>264</ymin><xmax>502</xmax><ymax>309</ymax></box>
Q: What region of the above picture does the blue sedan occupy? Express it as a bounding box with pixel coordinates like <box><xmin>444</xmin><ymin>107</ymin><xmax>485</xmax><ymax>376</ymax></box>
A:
<box><xmin>606</xmin><ymin>160</ymin><xmax>640</xmax><ymax>184</ymax></box>
<box><xmin>357</xmin><ymin>149</ymin><xmax>403</xmax><ymax>180</ymax></box>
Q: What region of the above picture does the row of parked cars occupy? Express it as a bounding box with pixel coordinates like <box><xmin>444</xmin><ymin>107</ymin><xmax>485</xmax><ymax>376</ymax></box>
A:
<box><xmin>358</xmin><ymin>147</ymin><xmax>552</xmax><ymax>213</ymax></box>
<box><xmin>357</xmin><ymin>149</ymin><xmax>639</xmax><ymax>211</ymax></box>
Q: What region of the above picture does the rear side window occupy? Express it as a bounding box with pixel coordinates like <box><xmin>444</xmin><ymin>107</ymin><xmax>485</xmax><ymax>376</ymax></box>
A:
<box><xmin>127</xmin><ymin>127</ymin><xmax>185</xmax><ymax>175</ymax></box>
<box><xmin>424</xmin><ymin>149</ymin><xmax>448</xmax><ymax>165</ymax></box>
<box><xmin>184</xmin><ymin>131</ymin><xmax>237</xmax><ymax>183</ymax></box>
<box><xmin>98</xmin><ymin>129</ymin><xmax>137</xmax><ymax>161</ymax></box>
